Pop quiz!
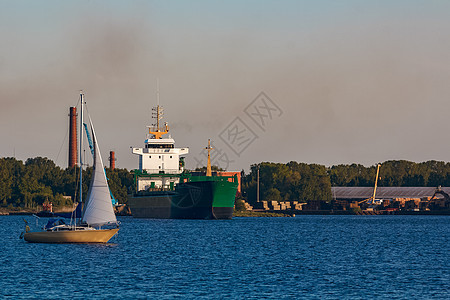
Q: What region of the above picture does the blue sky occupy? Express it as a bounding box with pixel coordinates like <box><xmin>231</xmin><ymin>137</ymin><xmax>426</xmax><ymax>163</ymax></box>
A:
<box><xmin>1</xmin><ymin>1</ymin><xmax>450</xmax><ymax>171</ymax></box>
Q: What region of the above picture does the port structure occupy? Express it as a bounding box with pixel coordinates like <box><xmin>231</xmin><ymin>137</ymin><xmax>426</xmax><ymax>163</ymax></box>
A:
<box><xmin>424</xmin><ymin>186</ymin><xmax>450</xmax><ymax>210</ymax></box>
<box><xmin>356</xmin><ymin>163</ymin><xmax>381</xmax><ymax>206</ymax></box>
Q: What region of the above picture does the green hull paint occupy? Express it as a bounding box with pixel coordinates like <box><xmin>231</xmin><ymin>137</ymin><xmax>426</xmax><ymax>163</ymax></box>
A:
<box><xmin>188</xmin><ymin>175</ymin><xmax>238</xmax><ymax>208</ymax></box>
<box><xmin>128</xmin><ymin>174</ymin><xmax>238</xmax><ymax>219</ymax></box>
<box><xmin>211</xmin><ymin>179</ymin><xmax>239</xmax><ymax>208</ymax></box>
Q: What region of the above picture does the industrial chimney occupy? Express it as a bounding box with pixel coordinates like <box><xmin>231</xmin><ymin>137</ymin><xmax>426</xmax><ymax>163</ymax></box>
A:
<box><xmin>68</xmin><ymin>107</ymin><xmax>77</xmax><ymax>168</ymax></box>
<box><xmin>109</xmin><ymin>151</ymin><xmax>116</xmax><ymax>170</ymax></box>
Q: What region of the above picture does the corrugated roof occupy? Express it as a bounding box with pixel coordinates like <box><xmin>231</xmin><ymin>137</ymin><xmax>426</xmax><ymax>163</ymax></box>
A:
<box><xmin>331</xmin><ymin>187</ymin><xmax>450</xmax><ymax>199</ymax></box>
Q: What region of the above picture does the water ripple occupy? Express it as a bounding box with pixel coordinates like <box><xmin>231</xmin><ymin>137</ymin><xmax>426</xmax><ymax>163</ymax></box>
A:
<box><xmin>1</xmin><ymin>215</ymin><xmax>448</xmax><ymax>299</ymax></box>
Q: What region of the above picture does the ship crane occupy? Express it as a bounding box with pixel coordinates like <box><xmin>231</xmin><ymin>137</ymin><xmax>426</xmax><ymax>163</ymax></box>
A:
<box><xmin>205</xmin><ymin>139</ymin><xmax>213</xmax><ymax>176</ymax></box>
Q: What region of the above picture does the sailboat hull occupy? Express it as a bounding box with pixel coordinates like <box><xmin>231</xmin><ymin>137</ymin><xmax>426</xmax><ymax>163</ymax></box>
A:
<box><xmin>24</xmin><ymin>228</ymin><xmax>119</xmax><ymax>244</ymax></box>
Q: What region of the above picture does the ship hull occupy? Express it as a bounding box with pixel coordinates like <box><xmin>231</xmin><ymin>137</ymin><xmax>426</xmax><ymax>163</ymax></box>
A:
<box><xmin>128</xmin><ymin>178</ymin><xmax>238</xmax><ymax>219</ymax></box>
<box><xmin>24</xmin><ymin>228</ymin><xmax>119</xmax><ymax>243</ymax></box>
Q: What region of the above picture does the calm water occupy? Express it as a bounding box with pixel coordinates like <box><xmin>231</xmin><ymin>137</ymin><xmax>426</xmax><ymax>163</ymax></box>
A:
<box><xmin>1</xmin><ymin>215</ymin><xmax>448</xmax><ymax>299</ymax></box>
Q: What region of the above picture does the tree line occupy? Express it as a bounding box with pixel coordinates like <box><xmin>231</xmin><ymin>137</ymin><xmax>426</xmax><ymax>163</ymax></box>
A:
<box><xmin>3</xmin><ymin>157</ymin><xmax>450</xmax><ymax>209</ymax></box>
<box><xmin>0</xmin><ymin>157</ymin><xmax>133</xmax><ymax>209</ymax></box>
<box><xmin>241</xmin><ymin>162</ymin><xmax>332</xmax><ymax>205</ymax></box>
<box><xmin>242</xmin><ymin>160</ymin><xmax>450</xmax><ymax>205</ymax></box>
<box><xmin>329</xmin><ymin>160</ymin><xmax>450</xmax><ymax>188</ymax></box>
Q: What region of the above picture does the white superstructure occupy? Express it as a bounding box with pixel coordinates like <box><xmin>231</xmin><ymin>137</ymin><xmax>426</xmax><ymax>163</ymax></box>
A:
<box><xmin>132</xmin><ymin>137</ymin><xmax>189</xmax><ymax>174</ymax></box>
<box><xmin>131</xmin><ymin>105</ymin><xmax>189</xmax><ymax>191</ymax></box>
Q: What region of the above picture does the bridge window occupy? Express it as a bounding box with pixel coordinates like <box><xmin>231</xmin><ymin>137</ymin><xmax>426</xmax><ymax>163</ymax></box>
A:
<box><xmin>145</xmin><ymin>144</ymin><xmax>174</xmax><ymax>149</ymax></box>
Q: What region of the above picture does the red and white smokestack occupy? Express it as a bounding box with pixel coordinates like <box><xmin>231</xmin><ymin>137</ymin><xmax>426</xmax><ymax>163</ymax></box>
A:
<box><xmin>109</xmin><ymin>151</ymin><xmax>116</xmax><ymax>170</ymax></box>
<box><xmin>68</xmin><ymin>107</ymin><xmax>77</xmax><ymax>168</ymax></box>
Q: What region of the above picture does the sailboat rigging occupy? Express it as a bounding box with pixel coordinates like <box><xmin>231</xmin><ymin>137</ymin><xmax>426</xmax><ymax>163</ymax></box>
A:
<box><xmin>23</xmin><ymin>92</ymin><xmax>119</xmax><ymax>243</ymax></box>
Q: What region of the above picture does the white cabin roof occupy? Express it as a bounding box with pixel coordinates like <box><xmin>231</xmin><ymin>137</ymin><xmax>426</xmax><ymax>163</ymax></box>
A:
<box><xmin>145</xmin><ymin>138</ymin><xmax>175</xmax><ymax>144</ymax></box>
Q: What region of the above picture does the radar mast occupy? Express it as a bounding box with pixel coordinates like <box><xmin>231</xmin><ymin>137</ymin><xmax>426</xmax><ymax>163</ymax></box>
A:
<box><xmin>148</xmin><ymin>79</ymin><xmax>169</xmax><ymax>139</ymax></box>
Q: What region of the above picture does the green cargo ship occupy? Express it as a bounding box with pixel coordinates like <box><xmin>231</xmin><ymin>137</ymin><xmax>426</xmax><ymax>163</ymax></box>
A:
<box><xmin>127</xmin><ymin>105</ymin><xmax>238</xmax><ymax>219</ymax></box>
<box><xmin>128</xmin><ymin>172</ymin><xmax>238</xmax><ymax>219</ymax></box>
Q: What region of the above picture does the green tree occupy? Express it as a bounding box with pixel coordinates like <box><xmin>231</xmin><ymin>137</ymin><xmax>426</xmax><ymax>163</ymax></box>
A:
<box><xmin>265</xmin><ymin>188</ymin><xmax>282</xmax><ymax>201</ymax></box>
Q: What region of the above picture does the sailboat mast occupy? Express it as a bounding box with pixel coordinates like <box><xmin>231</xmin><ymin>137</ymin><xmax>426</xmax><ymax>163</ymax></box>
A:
<box><xmin>79</xmin><ymin>92</ymin><xmax>84</xmax><ymax>207</ymax></box>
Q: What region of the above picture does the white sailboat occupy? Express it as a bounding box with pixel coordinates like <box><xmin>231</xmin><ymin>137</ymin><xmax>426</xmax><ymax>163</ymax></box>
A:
<box><xmin>24</xmin><ymin>92</ymin><xmax>119</xmax><ymax>243</ymax></box>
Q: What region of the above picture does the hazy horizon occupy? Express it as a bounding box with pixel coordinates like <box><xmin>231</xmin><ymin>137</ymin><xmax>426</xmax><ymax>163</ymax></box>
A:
<box><xmin>2</xmin><ymin>1</ymin><xmax>450</xmax><ymax>171</ymax></box>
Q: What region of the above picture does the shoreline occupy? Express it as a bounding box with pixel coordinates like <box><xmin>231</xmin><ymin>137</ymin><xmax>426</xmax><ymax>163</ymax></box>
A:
<box><xmin>233</xmin><ymin>211</ymin><xmax>292</xmax><ymax>217</ymax></box>
<box><xmin>2</xmin><ymin>208</ymin><xmax>449</xmax><ymax>217</ymax></box>
<box><xmin>234</xmin><ymin>209</ymin><xmax>450</xmax><ymax>217</ymax></box>
<box><xmin>0</xmin><ymin>206</ymin><xmax>76</xmax><ymax>216</ymax></box>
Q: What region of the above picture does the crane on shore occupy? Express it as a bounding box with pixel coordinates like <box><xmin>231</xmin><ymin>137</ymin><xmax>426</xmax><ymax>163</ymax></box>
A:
<box><xmin>422</xmin><ymin>186</ymin><xmax>450</xmax><ymax>210</ymax></box>
<box><xmin>356</xmin><ymin>163</ymin><xmax>381</xmax><ymax>206</ymax></box>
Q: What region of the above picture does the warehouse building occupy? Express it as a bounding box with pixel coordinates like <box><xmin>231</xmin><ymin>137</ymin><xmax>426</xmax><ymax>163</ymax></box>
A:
<box><xmin>331</xmin><ymin>186</ymin><xmax>450</xmax><ymax>201</ymax></box>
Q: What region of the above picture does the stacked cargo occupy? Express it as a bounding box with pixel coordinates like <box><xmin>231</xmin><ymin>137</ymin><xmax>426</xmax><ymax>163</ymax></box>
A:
<box><xmin>244</xmin><ymin>201</ymin><xmax>253</xmax><ymax>211</ymax></box>
<box><xmin>252</xmin><ymin>200</ymin><xmax>309</xmax><ymax>211</ymax></box>
<box><xmin>404</xmin><ymin>199</ymin><xmax>421</xmax><ymax>210</ymax></box>
<box><xmin>270</xmin><ymin>201</ymin><xmax>281</xmax><ymax>210</ymax></box>
<box><xmin>292</xmin><ymin>201</ymin><xmax>305</xmax><ymax>210</ymax></box>
<box><xmin>253</xmin><ymin>200</ymin><xmax>308</xmax><ymax>211</ymax></box>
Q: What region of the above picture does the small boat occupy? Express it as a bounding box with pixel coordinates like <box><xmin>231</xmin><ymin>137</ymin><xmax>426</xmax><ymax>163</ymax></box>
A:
<box><xmin>35</xmin><ymin>200</ymin><xmax>54</xmax><ymax>217</ymax></box>
<box><xmin>23</xmin><ymin>92</ymin><xmax>119</xmax><ymax>243</ymax></box>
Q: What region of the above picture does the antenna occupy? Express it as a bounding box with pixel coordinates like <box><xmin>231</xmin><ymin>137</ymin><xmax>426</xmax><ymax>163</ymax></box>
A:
<box><xmin>157</xmin><ymin>78</ymin><xmax>160</xmax><ymax>106</ymax></box>
<box><xmin>148</xmin><ymin>79</ymin><xmax>169</xmax><ymax>139</ymax></box>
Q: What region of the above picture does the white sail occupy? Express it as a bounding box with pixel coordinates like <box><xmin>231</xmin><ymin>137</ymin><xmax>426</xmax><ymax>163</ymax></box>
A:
<box><xmin>82</xmin><ymin>118</ymin><xmax>117</xmax><ymax>226</ymax></box>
